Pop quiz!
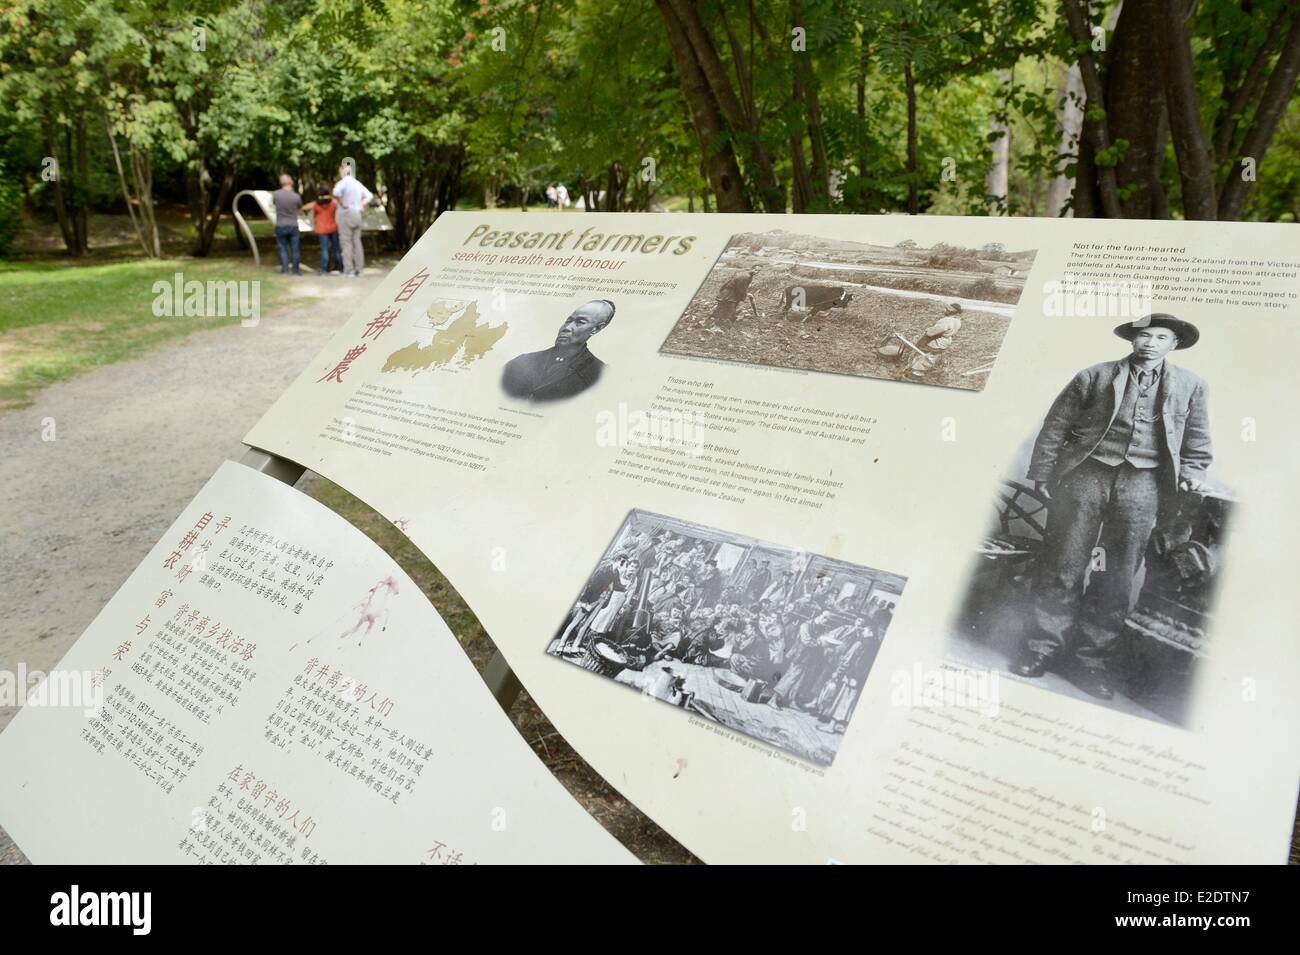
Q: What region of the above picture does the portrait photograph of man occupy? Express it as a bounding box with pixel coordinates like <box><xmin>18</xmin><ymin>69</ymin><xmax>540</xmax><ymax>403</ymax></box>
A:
<box><xmin>500</xmin><ymin>298</ymin><xmax>616</xmax><ymax>402</ymax></box>
<box><xmin>950</xmin><ymin>313</ymin><xmax>1234</xmax><ymax>727</ymax></box>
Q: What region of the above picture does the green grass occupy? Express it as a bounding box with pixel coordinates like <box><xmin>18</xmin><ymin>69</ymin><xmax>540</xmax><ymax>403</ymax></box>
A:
<box><xmin>0</xmin><ymin>258</ymin><xmax>288</xmax><ymax>409</ymax></box>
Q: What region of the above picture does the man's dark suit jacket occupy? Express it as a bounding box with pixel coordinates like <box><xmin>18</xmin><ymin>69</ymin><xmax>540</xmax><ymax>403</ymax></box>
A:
<box><xmin>500</xmin><ymin>344</ymin><xmax>604</xmax><ymax>401</ymax></box>
<box><xmin>1028</xmin><ymin>358</ymin><xmax>1212</xmax><ymax>489</ymax></box>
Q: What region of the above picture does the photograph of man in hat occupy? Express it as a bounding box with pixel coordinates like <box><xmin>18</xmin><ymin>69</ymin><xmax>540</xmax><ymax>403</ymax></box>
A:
<box><xmin>1012</xmin><ymin>313</ymin><xmax>1211</xmax><ymax>700</ymax></box>
<box><xmin>500</xmin><ymin>299</ymin><xmax>616</xmax><ymax>402</ymax></box>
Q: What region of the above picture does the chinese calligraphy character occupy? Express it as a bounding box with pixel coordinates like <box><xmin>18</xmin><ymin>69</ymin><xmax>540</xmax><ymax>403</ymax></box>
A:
<box><xmin>317</xmin><ymin>345</ymin><xmax>368</xmax><ymax>384</ymax></box>
<box><xmin>362</xmin><ymin>307</ymin><xmax>400</xmax><ymax>341</ymax></box>
<box><xmin>392</xmin><ymin>267</ymin><xmax>430</xmax><ymax>303</ymax></box>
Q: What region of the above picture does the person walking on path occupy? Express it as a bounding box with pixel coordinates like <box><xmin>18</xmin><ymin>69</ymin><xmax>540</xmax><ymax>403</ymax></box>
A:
<box><xmin>272</xmin><ymin>174</ymin><xmax>303</xmax><ymax>275</ymax></box>
<box><xmin>302</xmin><ymin>186</ymin><xmax>341</xmax><ymax>275</ymax></box>
<box><xmin>332</xmin><ymin>164</ymin><xmax>374</xmax><ymax>277</ymax></box>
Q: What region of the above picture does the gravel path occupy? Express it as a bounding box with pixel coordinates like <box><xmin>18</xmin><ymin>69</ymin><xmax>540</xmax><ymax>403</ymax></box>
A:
<box><xmin>0</xmin><ymin>268</ymin><xmax>386</xmax><ymax>863</ymax></box>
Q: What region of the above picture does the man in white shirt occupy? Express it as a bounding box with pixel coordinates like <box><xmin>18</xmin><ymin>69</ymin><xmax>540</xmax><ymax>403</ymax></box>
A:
<box><xmin>332</xmin><ymin>164</ymin><xmax>374</xmax><ymax>276</ymax></box>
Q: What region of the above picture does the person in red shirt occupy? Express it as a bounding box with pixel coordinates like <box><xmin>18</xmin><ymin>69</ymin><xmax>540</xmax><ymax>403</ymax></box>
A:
<box><xmin>302</xmin><ymin>187</ymin><xmax>341</xmax><ymax>275</ymax></box>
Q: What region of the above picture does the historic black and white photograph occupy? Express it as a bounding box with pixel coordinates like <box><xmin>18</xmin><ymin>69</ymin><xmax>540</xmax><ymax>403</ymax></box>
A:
<box><xmin>500</xmin><ymin>298</ymin><xmax>617</xmax><ymax>401</ymax></box>
<box><xmin>950</xmin><ymin>314</ymin><xmax>1233</xmax><ymax>727</ymax></box>
<box><xmin>546</xmin><ymin>509</ymin><xmax>906</xmax><ymax>766</ymax></box>
<box><xmin>659</xmin><ymin>230</ymin><xmax>1037</xmax><ymax>391</ymax></box>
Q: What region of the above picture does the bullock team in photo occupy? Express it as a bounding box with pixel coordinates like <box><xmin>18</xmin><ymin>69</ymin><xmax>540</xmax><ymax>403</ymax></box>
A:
<box><xmin>661</xmin><ymin>230</ymin><xmax>1036</xmax><ymax>391</ymax></box>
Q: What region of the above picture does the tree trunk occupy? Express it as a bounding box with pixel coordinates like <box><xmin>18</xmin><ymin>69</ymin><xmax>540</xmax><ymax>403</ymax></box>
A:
<box><xmin>1107</xmin><ymin>0</ymin><xmax>1168</xmax><ymax>217</ymax></box>
<box><xmin>1217</xmin><ymin>9</ymin><xmax>1300</xmax><ymax>220</ymax></box>
<box><xmin>44</xmin><ymin>126</ymin><xmax>78</xmax><ymax>255</ymax></box>
<box><xmin>986</xmin><ymin>116</ymin><xmax>1009</xmax><ymax>212</ymax></box>
<box><xmin>656</xmin><ymin>0</ymin><xmax>751</xmax><ymax>212</ymax></box>
<box><xmin>790</xmin><ymin>61</ymin><xmax>811</xmax><ymax>213</ymax></box>
<box><xmin>985</xmin><ymin>71</ymin><xmax>1012</xmax><ymax>213</ymax></box>
<box><xmin>1045</xmin><ymin>62</ymin><xmax>1084</xmax><ymax>217</ymax></box>
<box><xmin>390</xmin><ymin>148</ymin><xmax>462</xmax><ymax>250</ymax></box>
<box><xmin>1073</xmin><ymin>137</ymin><xmax>1100</xmax><ymax>217</ymax></box>
<box><xmin>185</xmin><ymin>163</ymin><xmax>208</xmax><ymax>253</ymax></box>
<box><xmin>1061</xmin><ymin>0</ymin><xmax>1123</xmax><ymax>217</ymax></box>
<box><xmin>667</xmin><ymin>0</ymin><xmax>782</xmax><ymax>211</ymax></box>
<box><xmin>1150</xmin><ymin>103</ymin><xmax>1171</xmax><ymax>219</ymax></box>
<box><xmin>73</xmin><ymin>118</ymin><xmax>89</xmax><ymax>254</ymax></box>
<box><xmin>107</xmin><ymin>123</ymin><xmax>153</xmax><ymax>258</ymax></box>
<box><xmin>1212</xmin><ymin>7</ymin><xmax>1287</xmax><ymax>166</ymax></box>
<box><xmin>189</xmin><ymin>161</ymin><xmax>237</xmax><ymax>257</ymax></box>
<box><xmin>904</xmin><ymin>58</ymin><xmax>918</xmax><ymax>215</ymax></box>
<box><xmin>718</xmin><ymin>4</ymin><xmax>754</xmax><ymax>126</ymax></box>
<box><xmin>129</xmin><ymin>144</ymin><xmax>162</xmax><ymax>258</ymax></box>
<box><xmin>437</xmin><ymin>149</ymin><xmax>464</xmax><ymax>219</ymax></box>
<box><xmin>856</xmin><ymin>24</ymin><xmax>870</xmax><ymax>212</ymax></box>
<box><xmin>792</xmin><ymin>0</ymin><xmax>831</xmax><ymax>207</ymax></box>
<box><xmin>1160</xmin><ymin>0</ymin><xmax>1217</xmax><ymax>219</ymax></box>
<box><xmin>800</xmin><ymin>57</ymin><xmax>832</xmax><ymax>206</ymax></box>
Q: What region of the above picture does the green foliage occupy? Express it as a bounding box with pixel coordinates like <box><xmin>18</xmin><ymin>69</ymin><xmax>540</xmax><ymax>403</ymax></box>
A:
<box><xmin>0</xmin><ymin>161</ymin><xmax>23</xmax><ymax>257</ymax></box>
<box><xmin>457</xmin><ymin>0</ymin><xmax>693</xmax><ymax>209</ymax></box>
<box><xmin>0</xmin><ymin>0</ymin><xmax>1296</xmax><ymax>257</ymax></box>
<box><xmin>1093</xmin><ymin>139</ymin><xmax>1129</xmax><ymax>168</ymax></box>
<box><xmin>1244</xmin><ymin>98</ymin><xmax>1300</xmax><ymax>222</ymax></box>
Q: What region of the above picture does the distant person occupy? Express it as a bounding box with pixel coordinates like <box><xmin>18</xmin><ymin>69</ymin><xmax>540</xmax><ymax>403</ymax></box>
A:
<box><xmin>554</xmin><ymin>182</ymin><xmax>570</xmax><ymax>208</ymax></box>
<box><xmin>302</xmin><ymin>187</ymin><xmax>340</xmax><ymax>276</ymax></box>
<box><xmin>500</xmin><ymin>299</ymin><xmax>615</xmax><ymax>402</ymax></box>
<box><xmin>271</xmin><ymin>174</ymin><xmax>303</xmax><ymax>276</ymax></box>
<box><xmin>545</xmin><ymin>183</ymin><xmax>558</xmax><ymax>208</ymax></box>
<box><xmin>332</xmin><ymin>163</ymin><xmax>374</xmax><ymax>277</ymax></box>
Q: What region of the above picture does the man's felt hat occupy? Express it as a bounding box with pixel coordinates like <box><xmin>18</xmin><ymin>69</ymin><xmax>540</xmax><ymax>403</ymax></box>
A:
<box><xmin>1113</xmin><ymin>313</ymin><xmax>1200</xmax><ymax>349</ymax></box>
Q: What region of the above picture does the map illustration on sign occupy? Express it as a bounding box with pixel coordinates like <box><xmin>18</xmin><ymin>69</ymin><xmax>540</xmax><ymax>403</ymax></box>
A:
<box><xmin>382</xmin><ymin>297</ymin><xmax>509</xmax><ymax>375</ymax></box>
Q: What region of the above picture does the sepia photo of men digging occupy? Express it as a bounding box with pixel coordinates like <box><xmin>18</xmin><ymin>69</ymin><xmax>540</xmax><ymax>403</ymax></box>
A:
<box><xmin>661</xmin><ymin>230</ymin><xmax>1037</xmax><ymax>391</ymax></box>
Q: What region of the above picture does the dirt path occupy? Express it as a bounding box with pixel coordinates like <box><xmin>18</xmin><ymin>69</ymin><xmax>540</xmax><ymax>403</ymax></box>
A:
<box><xmin>0</xmin><ymin>270</ymin><xmax>385</xmax><ymax>704</ymax></box>
<box><xmin>0</xmin><ymin>279</ymin><xmax>382</xmax><ymax>713</ymax></box>
<box><xmin>0</xmin><ymin>268</ymin><xmax>388</xmax><ymax>862</ymax></box>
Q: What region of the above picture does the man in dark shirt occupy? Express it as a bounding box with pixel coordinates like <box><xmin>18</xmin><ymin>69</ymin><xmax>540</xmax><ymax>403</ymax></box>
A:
<box><xmin>1014</xmin><ymin>314</ymin><xmax>1211</xmax><ymax>699</ymax></box>
<box><xmin>695</xmin><ymin>561</ymin><xmax>724</xmax><ymax>611</ymax></box>
<box><xmin>501</xmin><ymin>299</ymin><xmax>615</xmax><ymax>401</ymax></box>
<box><xmin>271</xmin><ymin>174</ymin><xmax>303</xmax><ymax>276</ymax></box>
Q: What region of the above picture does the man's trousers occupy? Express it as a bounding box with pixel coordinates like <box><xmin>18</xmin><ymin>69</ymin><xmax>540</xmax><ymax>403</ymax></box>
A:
<box><xmin>1029</xmin><ymin>458</ymin><xmax>1162</xmax><ymax>671</ymax></box>
<box><xmin>338</xmin><ymin>210</ymin><xmax>364</xmax><ymax>275</ymax></box>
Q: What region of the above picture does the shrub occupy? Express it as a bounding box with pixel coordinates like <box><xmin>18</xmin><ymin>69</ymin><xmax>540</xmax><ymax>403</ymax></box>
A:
<box><xmin>963</xmin><ymin>276</ymin><xmax>1001</xmax><ymax>301</ymax></box>
<box><xmin>0</xmin><ymin>162</ymin><xmax>23</xmax><ymax>258</ymax></box>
